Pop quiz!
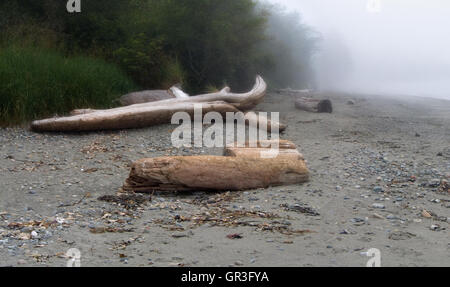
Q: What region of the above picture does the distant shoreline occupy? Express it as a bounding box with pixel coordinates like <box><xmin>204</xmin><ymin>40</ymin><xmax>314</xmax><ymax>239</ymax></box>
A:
<box><xmin>320</xmin><ymin>89</ymin><xmax>450</xmax><ymax>102</ymax></box>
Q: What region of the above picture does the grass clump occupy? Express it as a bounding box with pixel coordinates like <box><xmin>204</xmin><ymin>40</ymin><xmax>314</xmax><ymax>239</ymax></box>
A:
<box><xmin>0</xmin><ymin>46</ymin><xmax>136</xmax><ymax>125</ymax></box>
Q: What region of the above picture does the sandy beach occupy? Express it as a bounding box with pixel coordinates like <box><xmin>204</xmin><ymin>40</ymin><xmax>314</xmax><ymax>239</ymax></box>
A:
<box><xmin>0</xmin><ymin>91</ymin><xmax>449</xmax><ymax>267</ymax></box>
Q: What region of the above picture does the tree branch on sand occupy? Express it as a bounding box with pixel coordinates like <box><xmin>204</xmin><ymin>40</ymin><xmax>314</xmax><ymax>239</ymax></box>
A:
<box><xmin>31</xmin><ymin>76</ymin><xmax>286</xmax><ymax>133</ymax></box>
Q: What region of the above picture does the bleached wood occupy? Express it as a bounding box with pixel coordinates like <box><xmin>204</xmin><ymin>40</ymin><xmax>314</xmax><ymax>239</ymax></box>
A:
<box><xmin>123</xmin><ymin>140</ymin><xmax>309</xmax><ymax>192</ymax></box>
<box><xmin>32</xmin><ymin>101</ymin><xmax>239</xmax><ymax>132</ymax></box>
<box><xmin>119</xmin><ymin>90</ymin><xmax>174</xmax><ymax>106</ymax></box>
<box><xmin>31</xmin><ymin>76</ymin><xmax>267</xmax><ymax>132</ymax></box>
<box><xmin>244</xmin><ymin>111</ymin><xmax>287</xmax><ymax>132</ymax></box>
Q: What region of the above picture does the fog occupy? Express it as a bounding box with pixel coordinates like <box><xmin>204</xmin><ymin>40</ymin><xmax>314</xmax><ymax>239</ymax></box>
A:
<box><xmin>268</xmin><ymin>0</ymin><xmax>450</xmax><ymax>99</ymax></box>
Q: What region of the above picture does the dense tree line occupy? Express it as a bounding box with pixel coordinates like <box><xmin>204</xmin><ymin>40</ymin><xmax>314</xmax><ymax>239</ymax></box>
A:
<box><xmin>0</xmin><ymin>0</ymin><xmax>318</xmax><ymax>93</ymax></box>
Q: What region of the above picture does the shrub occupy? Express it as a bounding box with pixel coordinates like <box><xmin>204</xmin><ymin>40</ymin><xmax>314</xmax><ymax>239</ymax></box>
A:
<box><xmin>0</xmin><ymin>46</ymin><xmax>136</xmax><ymax>125</ymax></box>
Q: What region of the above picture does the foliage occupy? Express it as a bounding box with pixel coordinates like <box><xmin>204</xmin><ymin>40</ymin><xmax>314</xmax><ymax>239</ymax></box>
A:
<box><xmin>0</xmin><ymin>46</ymin><xmax>136</xmax><ymax>124</ymax></box>
<box><xmin>0</xmin><ymin>0</ymin><xmax>319</xmax><ymax>124</ymax></box>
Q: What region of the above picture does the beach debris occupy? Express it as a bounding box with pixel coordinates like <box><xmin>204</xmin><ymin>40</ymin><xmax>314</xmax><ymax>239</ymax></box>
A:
<box><xmin>123</xmin><ymin>140</ymin><xmax>309</xmax><ymax>192</ymax></box>
<box><xmin>89</xmin><ymin>226</ymin><xmax>134</xmax><ymax>234</ymax></box>
<box><xmin>7</xmin><ymin>219</ymin><xmax>61</xmax><ymax>230</ymax></box>
<box><xmin>226</xmin><ymin>233</ymin><xmax>243</xmax><ymax>239</ymax></box>
<box><xmin>81</xmin><ymin>140</ymin><xmax>109</xmax><ymax>154</ymax></box>
<box><xmin>429</xmin><ymin>224</ymin><xmax>444</xmax><ymax>231</ymax></box>
<box><xmin>372</xmin><ymin>213</ymin><xmax>384</xmax><ymax>219</ymax></box>
<box><xmin>438</xmin><ymin>179</ymin><xmax>449</xmax><ymax>193</ymax></box>
<box><xmin>31</xmin><ymin>76</ymin><xmax>267</xmax><ymax>132</ymax></box>
<box><xmin>295</xmin><ymin>97</ymin><xmax>333</xmax><ymax>113</ymax></box>
<box><xmin>421</xmin><ymin>210</ymin><xmax>432</xmax><ymax>218</ymax></box>
<box><xmin>371</xmin><ymin>203</ymin><xmax>385</xmax><ymax>209</ymax></box>
<box><xmin>98</xmin><ymin>193</ymin><xmax>151</xmax><ymax>209</ymax></box>
<box><xmin>280</xmin><ymin>203</ymin><xmax>320</xmax><ymax>216</ymax></box>
<box><xmin>147</xmin><ymin>191</ymin><xmax>314</xmax><ymax>236</ymax></box>
<box><xmin>388</xmin><ymin>231</ymin><xmax>416</xmax><ymax>240</ymax></box>
<box><xmin>171</xmin><ymin>232</ymin><xmax>188</xmax><ymax>238</ymax></box>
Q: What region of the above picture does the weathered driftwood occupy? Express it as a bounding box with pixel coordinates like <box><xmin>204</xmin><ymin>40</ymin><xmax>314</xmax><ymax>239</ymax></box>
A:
<box><xmin>119</xmin><ymin>84</ymin><xmax>189</xmax><ymax>106</ymax></box>
<box><xmin>70</xmin><ymin>109</ymin><xmax>97</xmax><ymax>116</ymax></box>
<box><xmin>33</xmin><ymin>101</ymin><xmax>239</xmax><ymax>132</ymax></box>
<box><xmin>123</xmin><ymin>140</ymin><xmax>309</xmax><ymax>192</ymax></box>
<box><xmin>295</xmin><ymin>97</ymin><xmax>333</xmax><ymax>113</ymax></box>
<box><xmin>244</xmin><ymin>111</ymin><xmax>287</xmax><ymax>132</ymax></box>
<box><xmin>169</xmin><ymin>86</ymin><xmax>190</xmax><ymax>99</ymax></box>
<box><xmin>148</xmin><ymin>76</ymin><xmax>265</xmax><ymax>111</ymax></box>
<box><xmin>224</xmin><ymin>147</ymin><xmax>303</xmax><ymax>160</ymax></box>
<box><xmin>31</xmin><ymin>76</ymin><xmax>267</xmax><ymax>132</ymax></box>
<box><xmin>67</xmin><ymin>108</ymin><xmax>285</xmax><ymax>133</ymax></box>
<box><xmin>119</xmin><ymin>90</ymin><xmax>175</xmax><ymax>106</ymax></box>
<box><xmin>224</xmin><ymin>140</ymin><xmax>303</xmax><ymax>159</ymax></box>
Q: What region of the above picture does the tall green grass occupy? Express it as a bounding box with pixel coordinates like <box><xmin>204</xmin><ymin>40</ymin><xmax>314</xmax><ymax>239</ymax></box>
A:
<box><xmin>0</xmin><ymin>46</ymin><xmax>136</xmax><ymax>125</ymax></box>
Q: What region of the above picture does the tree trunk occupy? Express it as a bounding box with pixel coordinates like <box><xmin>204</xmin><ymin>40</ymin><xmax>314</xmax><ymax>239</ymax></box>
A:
<box><xmin>295</xmin><ymin>97</ymin><xmax>333</xmax><ymax>113</ymax></box>
<box><xmin>123</xmin><ymin>140</ymin><xmax>309</xmax><ymax>192</ymax></box>
<box><xmin>31</xmin><ymin>76</ymin><xmax>267</xmax><ymax>132</ymax></box>
<box><xmin>32</xmin><ymin>101</ymin><xmax>239</xmax><ymax>132</ymax></box>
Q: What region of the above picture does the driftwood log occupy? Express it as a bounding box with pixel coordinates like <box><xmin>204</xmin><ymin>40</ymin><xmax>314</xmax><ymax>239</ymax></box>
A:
<box><xmin>295</xmin><ymin>97</ymin><xmax>333</xmax><ymax>113</ymax></box>
<box><xmin>119</xmin><ymin>90</ymin><xmax>175</xmax><ymax>106</ymax></box>
<box><xmin>224</xmin><ymin>139</ymin><xmax>299</xmax><ymax>158</ymax></box>
<box><xmin>123</xmin><ymin>140</ymin><xmax>309</xmax><ymax>192</ymax></box>
<box><xmin>33</xmin><ymin>101</ymin><xmax>240</xmax><ymax>132</ymax></box>
<box><xmin>119</xmin><ymin>84</ymin><xmax>189</xmax><ymax>106</ymax></box>
<box><xmin>244</xmin><ymin>111</ymin><xmax>287</xmax><ymax>133</ymax></box>
<box><xmin>31</xmin><ymin>76</ymin><xmax>271</xmax><ymax>132</ymax></box>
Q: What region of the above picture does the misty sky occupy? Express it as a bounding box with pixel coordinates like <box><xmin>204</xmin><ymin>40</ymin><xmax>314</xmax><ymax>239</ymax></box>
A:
<box><xmin>268</xmin><ymin>0</ymin><xmax>450</xmax><ymax>99</ymax></box>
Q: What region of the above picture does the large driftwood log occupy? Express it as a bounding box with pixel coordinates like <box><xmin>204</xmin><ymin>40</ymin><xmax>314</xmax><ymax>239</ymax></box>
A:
<box><xmin>31</xmin><ymin>76</ymin><xmax>267</xmax><ymax>132</ymax></box>
<box><xmin>67</xmin><ymin>108</ymin><xmax>286</xmax><ymax>132</ymax></box>
<box><xmin>119</xmin><ymin>90</ymin><xmax>175</xmax><ymax>106</ymax></box>
<box><xmin>123</xmin><ymin>140</ymin><xmax>309</xmax><ymax>192</ymax></box>
<box><xmin>295</xmin><ymin>97</ymin><xmax>333</xmax><ymax>113</ymax></box>
<box><xmin>33</xmin><ymin>102</ymin><xmax>239</xmax><ymax>132</ymax></box>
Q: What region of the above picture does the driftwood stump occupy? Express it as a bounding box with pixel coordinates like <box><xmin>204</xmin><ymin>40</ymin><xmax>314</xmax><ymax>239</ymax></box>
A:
<box><xmin>123</xmin><ymin>140</ymin><xmax>309</xmax><ymax>192</ymax></box>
